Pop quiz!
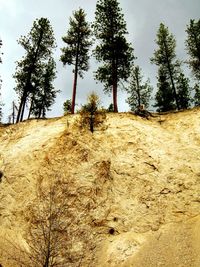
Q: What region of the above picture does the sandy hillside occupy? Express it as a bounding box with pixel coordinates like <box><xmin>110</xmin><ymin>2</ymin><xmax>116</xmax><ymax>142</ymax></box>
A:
<box><xmin>0</xmin><ymin>109</ymin><xmax>200</xmax><ymax>266</ymax></box>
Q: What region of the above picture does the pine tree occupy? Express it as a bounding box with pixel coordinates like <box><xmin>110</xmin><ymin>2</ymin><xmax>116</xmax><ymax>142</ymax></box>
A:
<box><xmin>185</xmin><ymin>19</ymin><xmax>200</xmax><ymax>80</ymax></box>
<box><xmin>151</xmin><ymin>23</ymin><xmax>180</xmax><ymax>110</ymax></box>
<box><xmin>93</xmin><ymin>0</ymin><xmax>134</xmax><ymax>112</ymax></box>
<box><xmin>126</xmin><ymin>66</ymin><xmax>152</xmax><ymax>111</ymax></box>
<box><xmin>14</xmin><ymin>18</ymin><xmax>56</xmax><ymax>123</ymax></box>
<box><xmin>193</xmin><ymin>83</ymin><xmax>200</xmax><ymax>106</ymax></box>
<box><xmin>154</xmin><ymin>66</ymin><xmax>176</xmax><ymax>112</ymax></box>
<box><xmin>28</xmin><ymin>58</ymin><xmax>58</xmax><ymax>118</ymax></box>
<box><xmin>0</xmin><ymin>38</ymin><xmax>3</xmax><ymax>122</ymax></box>
<box><xmin>60</xmin><ymin>8</ymin><xmax>92</xmax><ymax>114</ymax></box>
<box><xmin>176</xmin><ymin>72</ymin><xmax>191</xmax><ymax>109</ymax></box>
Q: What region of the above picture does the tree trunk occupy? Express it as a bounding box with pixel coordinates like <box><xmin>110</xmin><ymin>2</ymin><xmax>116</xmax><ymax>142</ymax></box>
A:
<box><xmin>71</xmin><ymin>27</ymin><xmax>81</xmax><ymax>114</ymax></box>
<box><xmin>89</xmin><ymin>112</ymin><xmax>94</xmax><ymax>133</ymax></box>
<box><xmin>28</xmin><ymin>96</ymin><xmax>34</xmax><ymax>119</ymax></box>
<box><xmin>135</xmin><ymin>69</ymin><xmax>141</xmax><ymax>107</ymax></box>
<box><xmin>38</xmin><ymin>107</ymin><xmax>42</xmax><ymax>119</ymax></box>
<box><xmin>42</xmin><ymin>109</ymin><xmax>45</xmax><ymax>118</ymax></box>
<box><xmin>20</xmin><ymin>97</ymin><xmax>27</xmax><ymax>122</ymax></box>
<box><xmin>112</xmin><ymin>82</ymin><xmax>118</xmax><ymax>112</ymax></box>
<box><xmin>71</xmin><ymin>69</ymin><xmax>78</xmax><ymax>114</ymax></box>
<box><xmin>168</xmin><ymin>66</ymin><xmax>180</xmax><ymax>110</ymax></box>
<box><xmin>112</xmin><ymin>58</ymin><xmax>118</xmax><ymax>112</ymax></box>
<box><xmin>12</xmin><ymin>101</ymin><xmax>15</xmax><ymax>124</ymax></box>
<box><xmin>16</xmin><ymin>90</ymin><xmax>27</xmax><ymax>123</ymax></box>
<box><xmin>163</xmin><ymin>40</ymin><xmax>180</xmax><ymax>110</ymax></box>
<box><xmin>43</xmin><ymin>249</ymin><xmax>50</xmax><ymax>267</ymax></box>
<box><xmin>16</xmin><ymin>99</ymin><xmax>23</xmax><ymax>123</ymax></box>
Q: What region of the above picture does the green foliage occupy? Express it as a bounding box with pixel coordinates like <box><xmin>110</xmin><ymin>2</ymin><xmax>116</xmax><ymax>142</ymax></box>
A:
<box><xmin>93</xmin><ymin>0</ymin><xmax>134</xmax><ymax>112</ymax></box>
<box><xmin>60</xmin><ymin>8</ymin><xmax>92</xmax><ymax>76</ymax></box>
<box><xmin>176</xmin><ymin>72</ymin><xmax>191</xmax><ymax>109</ymax></box>
<box><xmin>79</xmin><ymin>92</ymin><xmax>106</xmax><ymax>133</ymax></box>
<box><xmin>193</xmin><ymin>83</ymin><xmax>200</xmax><ymax>106</ymax></box>
<box><xmin>151</xmin><ymin>23</ymin><xmax>180</xmax><ymax>110</ymax></box>
<box><xmin>185</xmin><ymin>19</ymin><xmax>200</xmax><ymax>80</ymax></box>
<box><xmin>126</xmin><ymin>66</ymin><xmax>153</xmax><ymax>111</ymax></box>
<box><xmin>60</xmin><ymin>8</ymin><xmax>92</xmax><ymax>114</ymax></box>
<box><xmin>81</xmin><ymin>92</ymin><xmax>100</xmax><ymax>113</ymax></box>
<box><xmin>155</xmin><ymin>68</ymin><xmax>191</xmax><ymax>112</ymax></box>
<box><xmin>151</xmin><ymin>23</ymin><xmax>177</xmax><ymax>66</ymax></box>
<box><xmin>29</xmin><ymin>58</ymin><xmax>58</xmax><ymax>118</ymax></box>
<box><xmin>63</xmin><ymin>99</ymin><xmax>72</xmax><ymax>114</ymax></box>
<box><xmin>14</xmin><ymin>17</ymin><xmax>57</xmax><ymax>122</ymax></box>
<box><xmin>154</xmin><ymin>66</ymin><xmax>176</xmax><ymax>112</ymax></box>
<box><xmin>107</xmin><ymin>103</ymin><xmax>114</xmax><ymax>112</ymax></box>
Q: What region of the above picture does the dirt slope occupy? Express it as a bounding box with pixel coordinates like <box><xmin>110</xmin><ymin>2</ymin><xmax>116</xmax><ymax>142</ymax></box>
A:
<box><xmin>0</xmin><ymin>109</ymin><xmax>200</xmax><ymax>266</ymax></box>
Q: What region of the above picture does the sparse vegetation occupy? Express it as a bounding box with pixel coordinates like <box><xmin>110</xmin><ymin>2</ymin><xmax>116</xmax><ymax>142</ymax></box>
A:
<box><xmin>107</xmin><ymin>103</ymin><xmax>114</xmax><ymax>112</ymax></box>
<box><xmin>1</xmin><ymin>106</ymin><xmax>200</xmax><ymax>266</ymax></box>
<box><xmin>79</xmin><ymin>92</ymin><xmax>106</xmax><ymax>133</ymax></box>
<box><xmin>2</xmin><ymin>175</ymin><xmax>93</xmax><ymax>267</ymax></box>
<box><xmin>63</xmin><ymin>99</ymin><xmax>72</xmax><ymax>114</ymax></box>
<box><xmin>1</xmin><ymin>3</ymin><xmax>200</xmax><ymax>267</ymax></box>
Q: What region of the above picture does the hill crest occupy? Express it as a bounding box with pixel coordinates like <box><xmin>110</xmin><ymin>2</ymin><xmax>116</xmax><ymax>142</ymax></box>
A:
<box><xmin>0</xmin><ymin>109</ymin><xmax>200</xmax><ymax>266</ymax></box>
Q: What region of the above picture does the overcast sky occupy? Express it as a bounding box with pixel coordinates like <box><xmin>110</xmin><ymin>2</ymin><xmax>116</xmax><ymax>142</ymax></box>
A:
<box><xmin>0</xmin><ymin>0</ymin><xmax>199</xmax><ymax>122</ymax></box>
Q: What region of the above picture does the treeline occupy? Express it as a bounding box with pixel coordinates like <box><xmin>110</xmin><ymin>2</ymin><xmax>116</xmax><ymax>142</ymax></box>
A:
<box><xmin>0</xmin><ymin>0</ymin><xmax>200</xmax><ymax>123</ymax></box>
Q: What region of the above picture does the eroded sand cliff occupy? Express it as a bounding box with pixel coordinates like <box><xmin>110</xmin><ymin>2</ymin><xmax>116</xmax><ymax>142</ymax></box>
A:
<box><xmin>0</xmin><ymin>109</ymin><xmax>200</xmax><ymax>266</ymax></box>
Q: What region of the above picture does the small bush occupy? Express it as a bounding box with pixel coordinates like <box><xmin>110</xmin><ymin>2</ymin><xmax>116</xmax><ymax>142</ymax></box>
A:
<box><xmin>107</xmin><ymin>103</ymin><xmax>114</xmax><ymax>112</ymax></box>
<box><xmin>63</xmin><ymin>99</ymin><xmax>72</xmax><ymax>114</ymax></box>
<box><xmin>79</xmin><ymin>93</ymin><xmax>106</xmax><ymax>133</ymax></box>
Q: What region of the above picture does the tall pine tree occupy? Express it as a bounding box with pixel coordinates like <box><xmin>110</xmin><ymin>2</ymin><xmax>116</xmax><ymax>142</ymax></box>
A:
<box><xmin>151</xmin><ymin>23</ymin><xmax>180</xmax><ymax>111</ymax></box>
<box><xmin>93</xmin><ymin>0</ymin><xmax>134</xmax><ymax>112</ymax></box>
<box><xmin>126</xmin><ymin>66</ymin><xmax>152</xmax><ymax>111</ymax></box>
<box><xmin>60</xmin><ymin>8</ymin><xmax>92</xmax><ymax>114</ymax></box>
<box><xmin>176</xmin><ymin>72</ymin><xmax>191</xmax><ymax>109</ymax></box>
<box><xmin>28</xmin><ymin>58</ymin><xmax>58</xmax><ymax>118</ymax></box>
<box><xmin>185</xmin><ymin>19</ymin><xmax>200</xmax><ymax>80</ymax></box>
<box><xmin>14</xmin><ymin>18</ymin><xmax>56</xmax><ymax>122</ymax></box>
<box><xmin>154</xmin><ymin>66</ymin><xmax>176</xmax><ymax>112</ymax></box>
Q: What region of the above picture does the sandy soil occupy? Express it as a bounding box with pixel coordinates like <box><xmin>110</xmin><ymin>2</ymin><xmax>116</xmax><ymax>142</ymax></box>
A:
<box><xmin>0</xmin><ymin>109</ymin><xmax>200</xmax><ymax>266</ymax></box>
